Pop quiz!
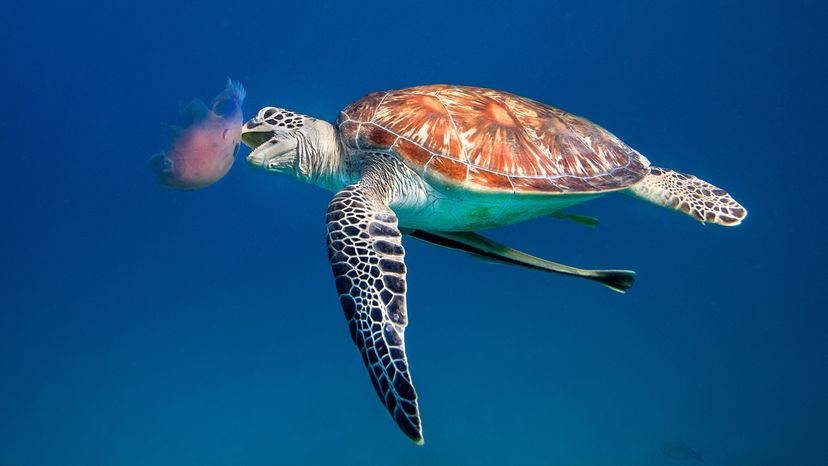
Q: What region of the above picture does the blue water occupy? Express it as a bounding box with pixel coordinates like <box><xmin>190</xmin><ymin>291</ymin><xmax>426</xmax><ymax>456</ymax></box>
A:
<box><xmin>2</xmin><ymin>1</ymin><xmax>825</xmax><ymax>465</ymax></box>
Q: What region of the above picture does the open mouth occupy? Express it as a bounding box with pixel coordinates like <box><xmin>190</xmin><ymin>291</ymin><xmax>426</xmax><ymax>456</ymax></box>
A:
<box><xmin>240</xmin><ymin>130</ymin><xmax>274</xmax><ymax>149</ymax></box>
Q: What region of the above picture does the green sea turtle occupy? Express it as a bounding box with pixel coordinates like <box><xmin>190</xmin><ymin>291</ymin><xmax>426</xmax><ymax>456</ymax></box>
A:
<box><xmin>240</xmin><ymin>84</ymin><xmax>747</xmax><ymax>444</ymax></box>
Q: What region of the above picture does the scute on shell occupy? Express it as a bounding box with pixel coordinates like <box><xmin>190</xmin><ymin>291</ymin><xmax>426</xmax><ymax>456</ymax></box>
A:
<box><xmin>337</xmin><ymin>85</ymin><xmax>649</xmax><ymax>194</ymax></box>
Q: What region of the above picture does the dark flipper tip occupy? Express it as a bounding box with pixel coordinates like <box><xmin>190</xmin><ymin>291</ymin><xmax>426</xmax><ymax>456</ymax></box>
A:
<box><xmin>590</xmin><ymin>270</ymin><xmax>636</xmax><ymax>293</ymax></box>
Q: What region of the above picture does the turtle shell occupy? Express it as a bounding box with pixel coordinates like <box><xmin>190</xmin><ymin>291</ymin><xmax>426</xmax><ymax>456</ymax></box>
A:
<box><xmin>337</xmin><ymin>85</ymin><xmax>650</xmax><ymax>194</ymax></box>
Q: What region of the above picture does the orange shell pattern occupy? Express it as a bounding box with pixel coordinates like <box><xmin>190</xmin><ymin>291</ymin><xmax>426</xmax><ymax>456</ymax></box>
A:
<box><xmin>337</xmin><ymin>85</ymin><xmax>649</xmax><ymax>194</ymax></box>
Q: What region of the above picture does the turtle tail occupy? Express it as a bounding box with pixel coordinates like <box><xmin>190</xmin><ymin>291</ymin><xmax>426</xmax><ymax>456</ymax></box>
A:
<box><xmin>627</xmin><ymin>166</ymin><xmax>747</xmax><ymax>226</ymax></box>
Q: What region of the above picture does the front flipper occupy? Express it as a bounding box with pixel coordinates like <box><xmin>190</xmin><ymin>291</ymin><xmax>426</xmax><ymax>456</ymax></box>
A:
<box><xmin>326</xmin><ymin>184</ymin><xmax>423</xmax><ymax>444</ymax></box>
<box><xmin>405</xmin><ymin>229</ymin><xmax>635</xmax><ymax>293</ymax></box>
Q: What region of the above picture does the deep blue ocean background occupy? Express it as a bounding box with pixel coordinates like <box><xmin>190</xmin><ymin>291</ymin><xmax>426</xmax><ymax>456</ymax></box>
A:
<box><xmin>2</xmin><ymin>1</ymin><xmax>826</xmax><ymax>465</ymax></box>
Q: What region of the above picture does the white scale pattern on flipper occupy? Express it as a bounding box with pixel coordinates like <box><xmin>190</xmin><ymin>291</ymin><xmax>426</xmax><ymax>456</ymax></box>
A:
<box><xmin>325</xmin><ymin>183</ymin><xmax>423</xmax><ymax>444</ymax></box>
<box><xmin>629</xmin><ymin>166</ymin><xmax>747</xmax><ymax>226</ymax></box>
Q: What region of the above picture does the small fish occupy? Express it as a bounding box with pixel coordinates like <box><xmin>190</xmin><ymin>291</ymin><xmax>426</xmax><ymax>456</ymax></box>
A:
<box><xmin>149</xmin><ymin>79</ymin><xmax>246</xmax><ymax>189</ymax></box>
<box><xmin>660</xmin><ymin>441</ymin><xmax>705</xmax><ymax>462</ymax></box>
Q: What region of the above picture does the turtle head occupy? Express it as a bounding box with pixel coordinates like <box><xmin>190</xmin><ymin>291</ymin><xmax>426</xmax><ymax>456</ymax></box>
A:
<box><xmin>242</xmin><ymin>106</ymin><xmax>341</xmax><ymax>183</ymax></box>
<box><xmin>241</xmin><ymin>107</ymin><xmax>308</xmax><ymax>174</ymax></box>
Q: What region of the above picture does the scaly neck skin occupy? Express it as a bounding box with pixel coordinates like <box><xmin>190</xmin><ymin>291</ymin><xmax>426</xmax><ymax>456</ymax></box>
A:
<box><xmin>292</xmin><ymin>120</ymin><xmax>428</xmax><ymax>208</ymax></box>
<box><xmin>294</xmin><ymin>119</ymin><xmax>349</xmax><ymax>192</ymax></box>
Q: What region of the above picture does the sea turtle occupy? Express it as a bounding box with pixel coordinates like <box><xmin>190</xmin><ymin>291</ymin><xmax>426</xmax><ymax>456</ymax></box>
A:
<box><xmin>240</xmin><ymin>84</ymin><xmax>747</xmax><ymax>444</ymax></box>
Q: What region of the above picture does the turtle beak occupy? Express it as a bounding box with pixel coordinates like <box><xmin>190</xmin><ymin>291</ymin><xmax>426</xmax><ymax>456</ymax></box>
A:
<box><xmin>242</xmin><ymin>120</ymin><xmax>298</xmax><ymax>173</ymax></box>
<box><xmin>240</xmin><ymin>118</ymin><xmax>273</xmax><ymax>149</ymax></box>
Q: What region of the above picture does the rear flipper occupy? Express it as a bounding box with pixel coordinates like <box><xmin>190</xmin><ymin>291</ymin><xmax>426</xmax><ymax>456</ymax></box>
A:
<box><xmin>628</xmin><ymin>166</ymin><xmax>747</xmax><ymax>226</ymax></box>
<box><xmin>549</xmin><ymin>211</ymin><xmax>599</xmax><ymax>227</ymax></box>
<box><xmin>403</xmin><ymin>229</ymin><xmax>635</xmax><ymax>293</ymax></box>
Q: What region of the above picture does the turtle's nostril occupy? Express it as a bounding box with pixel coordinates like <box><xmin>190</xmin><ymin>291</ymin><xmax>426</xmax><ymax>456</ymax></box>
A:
<box><xmin>246</xmin><ymin>120</ymin><xmax>260</xmax><ymax>129</ymax></box>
